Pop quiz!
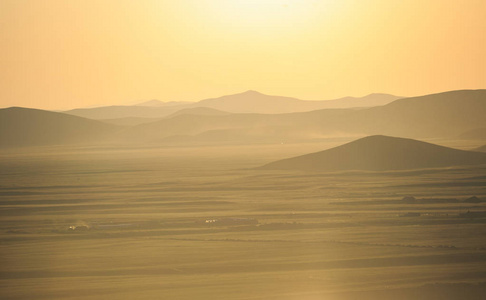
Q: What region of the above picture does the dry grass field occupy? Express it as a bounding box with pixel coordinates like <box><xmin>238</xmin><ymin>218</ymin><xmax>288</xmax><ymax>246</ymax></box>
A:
<box><xmin>1</xmin><ymin>142</ymin><xmax>486</xmax><ymax>299</ymax></box>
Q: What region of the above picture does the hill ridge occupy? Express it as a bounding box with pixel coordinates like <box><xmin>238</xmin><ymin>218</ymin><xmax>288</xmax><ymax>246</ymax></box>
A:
<box><xmin>0</xmin><ymin>107</ymin><xmax>119</xmax><ymax>147</ymax></box>
<box><xmin>260</xmin><ymin>135</ymin><xmax>486</xmax><ymax>172</ymax></box>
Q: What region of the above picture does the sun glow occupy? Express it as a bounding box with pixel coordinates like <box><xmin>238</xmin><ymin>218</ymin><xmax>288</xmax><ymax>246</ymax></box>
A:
<box><xmin>206</xmin><ymin>0</ymin><xmax>339</xmax><ymax>30</ymax></box>
<box><xmin>2</xmin><ymin>0</ymin><xmax>484</xmax><ymax>109</ymax></box>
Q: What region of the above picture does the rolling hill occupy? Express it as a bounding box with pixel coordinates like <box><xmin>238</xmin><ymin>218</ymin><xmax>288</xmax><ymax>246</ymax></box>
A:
<box><xmin>64</xmin><ymin>105</ymin><xmax>184</xmax><ymax>120</ymax></box>
<box><xmin>260</xmin><ymin>135</ymin><xmax>486</xmax><ymax>172</ymax></box>
<box><xmin>99</xmin><ymin>117</ymin><xmax>162</xmax><ymax>127</ymax></box>
<box><xmin>0</xmin><ymin>107</ymin><xmax>119</xmax><ymax>147</ymax></box>
<box><xmin>165</xmin><ymin>107</ymin><xmax>231</xmax><ymax>118</ymax></box>
<box><xmin>344</xmin><ymin>89</ymin><xmax>486</xmax><ymax>138</ymax></box>
<box><xmin>5</xmin><ymin>89</ymin><xmax>485</xmax><ymax>148</ymax></box>
<box><xmin>188</xmin><ymin>90</ymin><xmax>400</xmax><ymax>114</ymax></box>
<box><xmin>115</xmin><ymin>107</ymin><xmax>354</xmax><ymax>144</ymax></box>
<box><xmin>116</xmin><ymin>90</ymin><xmax>486</xmax><ymax>145</ymax></box>
<box><xmin>99</xmin><ymin>107</ymin><xmax>230</xmax><ymax>127</ymax></box>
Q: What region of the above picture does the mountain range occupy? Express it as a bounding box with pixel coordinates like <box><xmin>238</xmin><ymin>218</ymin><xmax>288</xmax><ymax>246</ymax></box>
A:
<box><xmin>114</xmin><ymin>89</ymin><xmax>486</xmax><ymax>145</ymax></box>
<box><xmin>63</xmin><ymin>91</ymin><xmax>401</xmax><ymax>120</ymax></box>
<box><xmin>1</xmin><ymin>89</ymin><xmax>485</xmax><ymax>148</ymax></box>
<box><xmin>186</xmin><ymin>90</ymin><xmax>400</xmax><ymax>114</ymax></box>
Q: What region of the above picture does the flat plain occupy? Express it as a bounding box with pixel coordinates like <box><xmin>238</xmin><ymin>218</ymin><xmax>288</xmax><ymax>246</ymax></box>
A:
<box><xmin>1</xmin><ymin>141</ymin><xmax>486</xmax><ymax>299</ymax></box>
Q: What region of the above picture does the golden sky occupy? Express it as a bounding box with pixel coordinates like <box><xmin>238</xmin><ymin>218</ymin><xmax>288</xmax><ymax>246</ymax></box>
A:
<box><xmin>1</xmin><ymin>0</ymin><xmax>485</xmax><ymax>110</ymax></box>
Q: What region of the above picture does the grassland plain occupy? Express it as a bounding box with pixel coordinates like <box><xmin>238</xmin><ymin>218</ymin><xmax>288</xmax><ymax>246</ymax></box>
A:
<box><xmin>1</xmin><ymin>142</ymin><xmax>486</xmax><ymax>299</ymax></box>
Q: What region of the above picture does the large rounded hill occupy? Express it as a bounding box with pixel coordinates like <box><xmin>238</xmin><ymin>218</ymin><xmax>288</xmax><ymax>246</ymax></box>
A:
<box><xmin>260</xmin><ymin>135</ymin><xmax>486</xmax><ymax>172</ymax></box>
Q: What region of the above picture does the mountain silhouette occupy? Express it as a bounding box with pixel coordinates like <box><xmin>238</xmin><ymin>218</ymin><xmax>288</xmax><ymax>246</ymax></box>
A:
<box><xmin>99</xmin><ymin>117</ymin><xmax>162</xmax><ymax>127</ymax></box>
<box><xmin>260</xmin><ymin>135</ymin><xmax>486</xmax><ymax>172</ymax></box>
<box><xmin>344</xmin><ymin>90</ymin><xmax>486</xmax><ymax>138</ymax></box>
<box><xmin>116</xmin><ymin>90</ymin><xmax>486</xmax><ymax>145</ymax></box>
<box><xmin>99</xmin><ymin>108</ymin><xmax>231</xmax><ymax>127</ymax></box>
<box><xmin>64</xmin><ymin>91</ymin><xmax>400</xmax><ymax>119</ymax></box>
<box><xmin>188</xmin><ymin>90</ymin><xmax>400</xmax><ymax>114</ymax></box>
<box><xmin>165</xmin><ymin>107</ymin><xmax>231</xmax><ymax>118</ymax></box>
<box><xmin>0</xmin><ymin>107</ymin><xmax>119</xmax><ymax>147</ymax></box>
<box><xmin>7</xmin><ymin>89</ymin><xmax>485</xmax><ymax>148</ymax></box>
<box><xmin>116</xmin><ymin>113</ymin><xmax>270</xmax><ymax>143</ymax></box>
<box><xmin>65</xmin><ymin>105</ymin><xmax>185</xmax><ymax>119</ymax></box>
<box><xmin>115</xmin><ymin>106</ymin><xmax>355</xmax><ymax>144</ymax></box>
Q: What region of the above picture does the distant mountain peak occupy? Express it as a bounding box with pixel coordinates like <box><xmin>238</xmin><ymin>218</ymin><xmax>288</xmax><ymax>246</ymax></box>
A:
<box><xmin>364</xmin><ymin>93</ymin><xmax>396</xmax><ymax>97</ymax></box>
<box><xmin>241</xmin><ymin>90</ymin><xmax>263</xmax><ymax>95</ymax></box>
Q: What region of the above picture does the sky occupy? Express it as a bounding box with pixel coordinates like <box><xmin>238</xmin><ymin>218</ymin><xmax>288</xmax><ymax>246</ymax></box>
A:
<box><xmin>1</xmin><ymin>0</ymin><xmax>485</xmax><ymax>110</ymax></box>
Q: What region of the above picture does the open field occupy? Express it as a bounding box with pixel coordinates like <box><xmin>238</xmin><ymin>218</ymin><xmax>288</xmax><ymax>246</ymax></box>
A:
<box><xmin>1</xmin><ymin>142</ymin><xmax>486</xmax><ymax>299</ymax></box>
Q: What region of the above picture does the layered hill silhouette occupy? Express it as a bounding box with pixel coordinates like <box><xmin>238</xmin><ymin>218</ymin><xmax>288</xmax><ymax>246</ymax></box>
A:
<box><xmin>64</xmin><ymin>91</ymin><xmax>400</xmax><ymax>119</ymax></box>
<box><xmin>65</xmin><ymin>105</ymin><xmax>183</xmax><ymax>120</ymax></box>
<box><xmin>345</xmin><ymin>90</ymin><xmax>486</xmax><ymax>138</ymax></box>
<box><xmin>4</xmin><ymin>89</ymin><xmax>485</xmax><ymax>148</ymax></box>
<box><xmin>100</xmin><ymin>107</ymin><xmax>230</xmax><ymax>127</ymax></box>
<box><xmin>116</xmin><ymin>90</ymin><xmax>486</xmax><ymax>145</ymax></box>
<box><xmin>0</xmin><ymin>107</ymin><xmax>119</xmax><ymax>147</ymax></box>
<box><xmin>187</xmin><ymin>90</ymin><xmax>400</xmax><ymax>114</ymax></box>
<box><xmin>115</xmin><ymin>107</ymin><xmax>355</xmax><ymax>144</ymax></box>
<box><xmin>260</xmin><ymin>135</ymin><xmax>486</xmax><ymax>172</ymax></box>
<box><xmin>165</xmin><ymin>107</ymin><xmax>231</xmax><ymax>119</ymax></box>
<box><xmin>99</xmin><ymin>117</ymin><xmax>162</xmax><ymax>127</ymax></box>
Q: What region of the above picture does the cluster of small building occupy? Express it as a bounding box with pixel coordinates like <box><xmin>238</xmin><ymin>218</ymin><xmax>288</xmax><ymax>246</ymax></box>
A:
<box><xmin>201</xmin><ymin>217</ymin><xmax>258</xmax><ymax>226</ymax></box>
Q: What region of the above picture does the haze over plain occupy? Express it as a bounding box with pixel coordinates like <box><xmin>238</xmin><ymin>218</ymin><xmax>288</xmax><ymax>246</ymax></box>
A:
<box><xmin>1</xmin><ymin>1</ymin><xmax>486</xmax><ymax>300</ymax></box>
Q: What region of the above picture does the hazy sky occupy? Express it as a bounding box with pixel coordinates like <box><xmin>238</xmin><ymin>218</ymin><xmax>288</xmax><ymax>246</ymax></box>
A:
<box><xmin>1</xmin><ymin>0</ymin><xmax>485</xmax><ymax>110</ymax></box>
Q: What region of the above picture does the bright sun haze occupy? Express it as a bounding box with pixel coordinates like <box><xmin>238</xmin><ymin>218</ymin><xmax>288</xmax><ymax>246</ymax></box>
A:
<box><xmin>1</xmin><ymin>1</ymin><xmax>486</xmax><ymax>299</ymax></box>
<box><xmin>0</xmin><ymin>0</ymin><xmax>484</xmax><ymax>109</ymax></box>
<box><xmin>201</xmin><ymin>0</ymin><xmax>334</xmax><ymax>27</ymax></box>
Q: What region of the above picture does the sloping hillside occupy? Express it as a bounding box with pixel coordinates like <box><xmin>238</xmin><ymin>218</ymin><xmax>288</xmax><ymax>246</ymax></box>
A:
<box><xmin>165</xmin><ymin>107</ymin><xmax>231</xmax><ymax>118</ymax></box>
<box><xmin>0</xmin><ymin>107</ymin><xmax>119</xmax><ymax>147</ymax></box>
<box><xmin>64</xmin><ymin>105</ymin><xmax>184</xmax><ymax>120</ymax></box>
<box><xmin>116</xmin><ymin>90</ymin><xmax>486</xmax><ymax>145</ymax></box>
<box><xmin>260</xmin><ymin>135</ymin><xmax>486</xmax><ymax>171</ymax></box>
<box><xmin>344</xmin><ymin>90</ymin><xmax>486</xmax><ymax>138</ymax></box>
<box><xmin>190</xmin><ymin>90</ymin><xmax>399</xmax><ymax>114</ymax></box>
